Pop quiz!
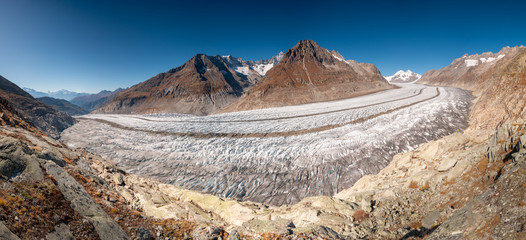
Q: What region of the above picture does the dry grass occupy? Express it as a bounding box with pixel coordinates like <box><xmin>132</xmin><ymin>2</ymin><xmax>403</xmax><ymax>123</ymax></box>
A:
<box><xmin>408</xmin><ymin>181</ymin><xmax>419</xmax><ymax>189</ymax></box>
<box><xmin>0</xmin><ymin>177</ymin><xmax>99</xmax><ymax>239</ymax></box>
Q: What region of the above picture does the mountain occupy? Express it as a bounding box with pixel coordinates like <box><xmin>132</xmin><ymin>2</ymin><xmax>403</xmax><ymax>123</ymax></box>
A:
<box><xmin>23</xmin><ymin>87</ymin><xmax>89</xmax><ymax>101</ymax></box>
<box><xmin>37</xmin><ymin>96</ymin><xmax>89</xmax><ymax>115</ymax></box>
<box><xmin>223</xmin><ymin>40</ymin><xmax>393</xmax><ymax>112</ymax></box>
<box><xmin>418</xmin><ymin>46</ymin><xmax>526</xmax><ymax>130</ymax></box>
<box><xmin>384</xmin><ymin>70</ymin><xmax>421</xmax><ymax>83</ymax></box>
<box><xmin>0</xmin><ymin>75</ymin><xmax>75</xmax><ymax>138</ymax></box>
<box><xmin>95</xmin><ymin>54</ymin><xmax>257</xmax><ymax>115</ymax></box>
<box><xmin>70</xmin><ymin>88</ymin><xmax>125</xmax><ymax>112</ymax></box>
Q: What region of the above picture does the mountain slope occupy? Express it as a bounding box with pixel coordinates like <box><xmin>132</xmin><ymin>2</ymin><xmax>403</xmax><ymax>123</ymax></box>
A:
<box><xmin>0</xmin><ymin>75</ymin><xmax>75</xmax><ymax>138</ymax></box>
<box><xmin>96</xmin><ymin>54</ymin><xmax>257</xmax><ymax>115</ymax></box>
<box><xmin>385</xmin><ymin>70</ymin><xmax>421</xmax><ymax>83</ymax></box>
<box><xmin>223</xmin><ymin>40</ymin><xmax>393</xmax><ymax>112</ymax></box>
<box><xmin>419</xmin><ymin>46</ymin><xmax>526</xmax><ymax>130</ymax></box>
<box><xmin>37</xmin><ymin>96</ymin><xmax>89</xmax><ymax>115</ymax></box>
<box><xmin>70</xmin><ymin>88</ymin><xmax>124</xmax><ymax>112</ymax></box>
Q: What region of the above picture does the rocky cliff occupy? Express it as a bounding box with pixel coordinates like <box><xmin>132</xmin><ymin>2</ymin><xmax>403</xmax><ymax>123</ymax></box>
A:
<box><xmin>224</xmin><ymin>40</ymin><xmax>393</xmax><ymax>112</ymax></box>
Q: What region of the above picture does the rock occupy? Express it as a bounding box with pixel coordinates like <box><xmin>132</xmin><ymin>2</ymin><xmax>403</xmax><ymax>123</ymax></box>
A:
<box><xmin>0</xmin><ymin>221</ymin><xmax>20</xmax><ymax>240</ymax></box>
<box><xmin>190</xmin><ymin>226</ymin><xmax>225</xmax><ymax>240</ymax></box>
<box><xmin>0</xmin><ymin>136</ymin><xmax>43</xmax><ymax>182</ymax></box>
<box><xmin>113</xmin><ymin>173</ymin><xmax>125</xmax><ymax>186</ymax></box>
<box><xmin>135</xmin><ymin>227</ymin><xmax>152</xmax><ymax>240</ymax></box>
<box><xmin>0</xmin><ymin>137</ymin><xmax>28</xmax><ymax>179</ymax></box>
<box><xmin>38</xmin><ymin>149</ymin><xmax>66</xmax><ymax>167</ymax></box>
<box><xmin>437</xmin><ymin>157</ymin><xmax>457</xmax><ymax>172</ymax></box>
<box><xmin>517</xmin><ymin>134</ymin><xmax>526</xmax><ymax>151</ymax></box>
<box><xmin>45</xmin><ymin>223</ymin><xmax>73</xmax><ymax>240</ymax></box>
<box><xmin>43</xmin><ymin>161</ymin><xmax>128</xmax><ymax>240</ymax></box>
<box><xmin>310</xmin><ymin>225</ymin><xmax>340</xmax><ymax>239</ymax></box>
<box><xmin>421</xmin><ymin>211</ymin><xmax>441</xmax><ymax>229</ymax></box>
<box><xmin>227</xmin><ymin>230</ymin><xmax>241</xmax><ymax>240</ymax></box>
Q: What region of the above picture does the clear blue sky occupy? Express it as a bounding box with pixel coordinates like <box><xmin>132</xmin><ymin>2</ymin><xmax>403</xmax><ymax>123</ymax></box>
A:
<box><xmin>1</xmin><ymin>0</ymin><xmax>525</xmax><ymax>93</ymax></box>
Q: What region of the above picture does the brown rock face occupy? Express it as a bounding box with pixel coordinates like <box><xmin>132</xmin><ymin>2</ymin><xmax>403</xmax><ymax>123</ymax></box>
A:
<box><xmin>418</xmin><ymin>46</ymin><xmax>526</xmax><ymax>130</ymax></box>
<box><xmin>96</xmin><ymin>54</ymin><xmax>253</xmax><ymax>115</ymax></box>
<box><xmin>224</xmin><ymin>40</ymin><xmax>393</xmax><ymax>112</ymax></box>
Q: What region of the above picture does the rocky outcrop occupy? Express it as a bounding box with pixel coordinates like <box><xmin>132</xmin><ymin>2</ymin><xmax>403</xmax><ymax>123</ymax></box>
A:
<box><xmin>0</xmin><ymin>75</ymin><xmax>75</xmax><ymax>138</ymax></box>
<box><xmin>224</xmin><ymin>40</ymin><xmax>393</xmax><ymax>112</ymax></box>
<box><xmin>333</xmin><ymin>122</ymin><xmax>526</xmax><ymax>239</ymax></box>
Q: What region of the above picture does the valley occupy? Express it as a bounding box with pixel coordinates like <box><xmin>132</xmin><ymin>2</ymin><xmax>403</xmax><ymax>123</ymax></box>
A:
<box><xmin>61</xmin><ymin>83</ymin><xmax>473</xmax><ymax>205</ymax></box>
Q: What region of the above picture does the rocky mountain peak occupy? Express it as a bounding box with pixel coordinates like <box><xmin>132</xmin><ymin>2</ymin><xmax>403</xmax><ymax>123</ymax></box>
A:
<box><xmin>281</xmin><ymin>39</ymin><xmax>337</xmax><ymax>65</ymax></box>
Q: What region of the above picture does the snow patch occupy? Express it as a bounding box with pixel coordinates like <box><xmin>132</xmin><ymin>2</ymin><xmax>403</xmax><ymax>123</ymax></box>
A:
<box><xmin>333</xmin><ymin>54</ymin><xmax>345</xmax><ymax>62</ymax></box>
<box><xmin>235</xmin><ymin>67</ymin><xmax>251</xmax><ymax>76</ymax></box>
<box><xmin>465</xmin><ymin>59</ymin><xmax>479</xmax><ymax>67</ymax></box>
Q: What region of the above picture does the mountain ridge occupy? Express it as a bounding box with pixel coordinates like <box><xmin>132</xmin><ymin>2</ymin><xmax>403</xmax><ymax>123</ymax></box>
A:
<box><xmin>23</xmin><ymin>87</ymin><xmax>89</xmax><ymax>101</ymax></box>
<box><xmin>223</xmin><ymin>40</ymin><xmax>393</xmax><ymax>112</ymax></box>
<box><xmin>95</xmin><ymin>54</ymin><xmax>256</xmax><ymax>115</ymax></box>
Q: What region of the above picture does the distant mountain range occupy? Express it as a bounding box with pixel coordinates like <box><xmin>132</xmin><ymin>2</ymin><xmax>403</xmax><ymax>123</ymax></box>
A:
<box><xmin>23</xmin><ymin>88</ymin><xmax>89</xmax><ymax>101</ymax></box>
<box><xmin>96</xmin><ymin>40</ymin><xmax>392</xmax><ymax>115</ymax></box>
<box><xmin>384</xmin><ymin>70</ymin><xmax>421</xmax><ymax>83</ymax></box>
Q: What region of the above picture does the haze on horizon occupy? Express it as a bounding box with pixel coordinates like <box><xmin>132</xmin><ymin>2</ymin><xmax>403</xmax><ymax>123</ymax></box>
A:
<box><xmin>1</xmin><ymin>0</ymin><xmax>525</xmax><ymax>93</ymax></box>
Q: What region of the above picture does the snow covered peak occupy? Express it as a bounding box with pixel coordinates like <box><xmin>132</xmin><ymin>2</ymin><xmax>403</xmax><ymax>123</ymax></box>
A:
<box><xmin>384</xmin><ymin>70</ymin><xmax>421</xmax><ymax>83</ymax></box>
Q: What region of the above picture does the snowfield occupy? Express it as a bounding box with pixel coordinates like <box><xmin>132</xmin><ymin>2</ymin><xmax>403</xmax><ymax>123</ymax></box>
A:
<box><xmin>61</xmin><ymin>83</ymin><xmax>474</xmax><ymax>205</ymax></box>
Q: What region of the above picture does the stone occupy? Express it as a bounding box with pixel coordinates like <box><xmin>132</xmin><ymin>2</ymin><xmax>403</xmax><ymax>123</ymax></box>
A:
<box><xmin>0</xmin><ymin>221</ymin><xmax>20</xmax><ymax>240</ymax></box>
<box><xmin>437</xmin><ymin>157</ymin><xmax>457</xmax><ymax>172</ymax></box>
<box><xmin>113</xmin><ymin>173</ymin><xmax>125</xmax><ymax>186</ymax></box>
<box><xmin>136</xmin><ymin>227</ymin><xmax>152</xmax><ymax>240</ymax></box>
<box><xmin>421</xmin><ymin>211</ymin><xmax>441</xmax><ymax>229</ymax></box>
<box><xmin>38</xmin><ymin>149</ymin><xmax>66</xmax><ymax>167</ymax></box>
<box><xmin>310</xmin><ymin>225</ymin><xmax>340</xmax><ymax>239</ymax></box>
<box><xmin>45</xmin><ymin>224</ymin><xmax>73</xmax><ymax>240</ymax></box>
<box><xmin>43</xmin><ymin>161</ymin><xmax>128</xmax><ymax>240</ymax></box>
<box><xmin>227</xmin><ymin>230</ymin><xmax>241</xmax><ymax>240</ymax></box>
<box><xmin>190</xmin><ymin>226</ymin><xmax>225</xmax><ymax>240</ymax></box>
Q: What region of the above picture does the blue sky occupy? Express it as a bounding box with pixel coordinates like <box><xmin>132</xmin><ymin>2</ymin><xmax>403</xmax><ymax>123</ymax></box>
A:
<box><xmin>1</xmin><ymin>0</ymin><xmax>525</xmax><ymax>93</ymax></box>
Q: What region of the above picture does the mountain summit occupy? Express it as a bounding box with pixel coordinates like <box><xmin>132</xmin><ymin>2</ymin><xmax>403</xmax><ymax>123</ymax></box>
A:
<box><xmin>224</xmin><ymin>40</ymin><xmax>393</xmax><ymax>111</ymax></box>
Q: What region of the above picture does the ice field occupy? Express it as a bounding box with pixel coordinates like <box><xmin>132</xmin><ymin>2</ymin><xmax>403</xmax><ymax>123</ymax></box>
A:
<box><xmin>61</xmin><ymin>83</ymin><xmax>474</xmax><ymax>205</ymax></box>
